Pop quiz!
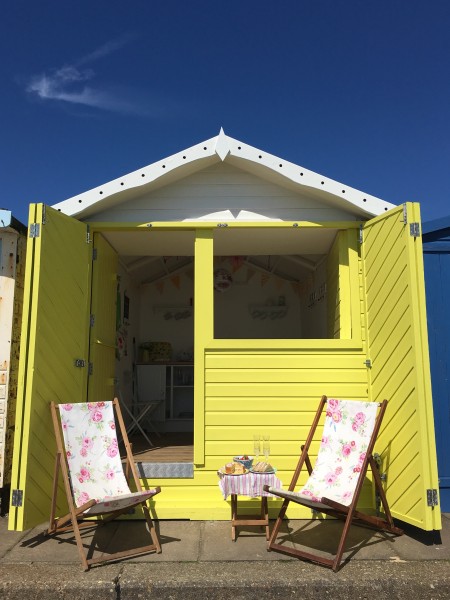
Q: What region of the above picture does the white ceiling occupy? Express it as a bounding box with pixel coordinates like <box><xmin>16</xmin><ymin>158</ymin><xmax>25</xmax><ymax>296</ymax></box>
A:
<box><xmin>103</xmin><ymin>227</ymin><xmax>339</xmax><ymax>284</ymax></box>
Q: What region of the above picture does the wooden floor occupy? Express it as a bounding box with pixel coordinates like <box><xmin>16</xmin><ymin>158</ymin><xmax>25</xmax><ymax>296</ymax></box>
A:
<box><xmin>126</xmin><ymin>432</ymin><xmax>194</xmax><ymax>463</ymax></box>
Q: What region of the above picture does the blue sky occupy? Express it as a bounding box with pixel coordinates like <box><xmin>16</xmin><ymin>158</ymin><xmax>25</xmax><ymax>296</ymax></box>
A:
<box><xmin>2</xmin><ymin>1</ymin><xmax>450</xmax><ymax>226</ymax></box>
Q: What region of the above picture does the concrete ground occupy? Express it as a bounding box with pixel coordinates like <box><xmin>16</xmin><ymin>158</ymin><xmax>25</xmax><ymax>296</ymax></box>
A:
<box><xmin>0</xmin><ymin>513</ymin><xmax>449</xmax><ymax>599</ymax></box>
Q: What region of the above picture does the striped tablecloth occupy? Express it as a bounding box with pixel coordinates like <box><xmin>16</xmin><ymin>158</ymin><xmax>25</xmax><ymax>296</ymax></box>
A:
<box><xmin>218</xmin><ymin>471</ymin><xmax>283</xmax><ymax>499</ymax></box>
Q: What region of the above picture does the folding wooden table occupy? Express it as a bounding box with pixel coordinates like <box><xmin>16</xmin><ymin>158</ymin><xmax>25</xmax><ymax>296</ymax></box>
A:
<box><xmin>218</xmin><ymin>471</ymin><xmax>283</xmax><ymax>541</ymax></box>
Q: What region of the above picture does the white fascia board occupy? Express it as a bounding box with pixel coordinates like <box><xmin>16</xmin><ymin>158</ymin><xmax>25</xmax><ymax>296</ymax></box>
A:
<box><xmin>223</xmin><ymin>134</ymin><xmax>396</xmax><ymax>217</ymax></box>
<box><xmin>52</xmin><ymin>135</ymin><xmax>220</xmax><ymax>218</ymax></box>
<box><xmin>52</xmin><ymin>129</ymin><xmax>396</xmax><ymax>219</ymax></box>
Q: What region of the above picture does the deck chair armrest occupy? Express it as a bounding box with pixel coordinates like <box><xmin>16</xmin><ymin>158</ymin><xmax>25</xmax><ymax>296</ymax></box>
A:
<box><xmin>76</xmin><ymin>499</ymin><xmax>97</xmax><ymax>513</ymax></box>
<box><xmin>320</xmin><ymin>497</ymin><xmax>349</xmax><ymax>512</ymax></box>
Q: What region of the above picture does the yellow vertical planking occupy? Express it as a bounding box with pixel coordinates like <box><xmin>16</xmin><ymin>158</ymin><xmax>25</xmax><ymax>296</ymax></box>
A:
<box><xmin>327</xmin><ymin>233</ymin><xmax>340</xmax><ymax>337</ymax></box>
<box><xmin>405</xmin><ymin>203</ymin><xmax>440</xmax><ymax>524</ymax></box>
<box><xmin>338</xmin><ymin>230</ymin><xmax>352</xmax><ymax>338</ymax></box>
<box><xmin>193</xmin><ymin>229</ymin><xmax>213</xmax><ymax>465</ymax></box>
<box><xmin>8</xmin><ymin>205</ymin><xmax>91</xmax><ymax>531</ymax></box>
<box><xmin>348</xmin><ymin>229</ymin><xmax>362</xmax><ymax>342</ymax></box>
<box><xmin>362</xmin><ymin>204</ymin><xmax>441</xmax><ymax>530</ymax></box>
<box><xmin>88</xmin><ymin>234</ymin><xmax>118</xmax><ymax>402</ymax></box>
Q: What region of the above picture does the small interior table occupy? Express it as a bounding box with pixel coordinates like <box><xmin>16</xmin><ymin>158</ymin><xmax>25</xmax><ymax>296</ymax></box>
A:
<box><xmin>218</xmin><ymin>471</ymin><xmax>283</xmax><ymax>541</ymax></box>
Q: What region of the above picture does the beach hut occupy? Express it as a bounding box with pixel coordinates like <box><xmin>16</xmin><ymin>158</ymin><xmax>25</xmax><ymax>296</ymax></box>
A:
<box><xmin>422</xmin><ymin>216</ymin><xmax>450</xmax><ymax>511</ymax></box>
<box><xmin>0</xmin><ymin>211</ymin><xmax>26</xmax><ymax>513</ymax></box>
<box><xmin>8</xmin><ymin>130</ymin><xmax>441</xmax><ymax>532</ymax></box>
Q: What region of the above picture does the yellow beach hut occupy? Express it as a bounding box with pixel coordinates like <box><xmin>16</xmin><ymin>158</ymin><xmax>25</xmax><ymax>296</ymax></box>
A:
<box><xmin>8</xmin><ymin>130</ymin><xmax>441</xmax><ymax>533</ymax></box>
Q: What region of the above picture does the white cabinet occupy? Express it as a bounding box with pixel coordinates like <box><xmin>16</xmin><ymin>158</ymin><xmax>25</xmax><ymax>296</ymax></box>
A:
<box><xmin>167</xmin><ymin>365</ymin><xmax>194</xmax><ymax>420</ymax></box>
<box><xmin>136</xmin><ymin>363</ymin><xmax>194</xmax><ymax>431</ymax></box>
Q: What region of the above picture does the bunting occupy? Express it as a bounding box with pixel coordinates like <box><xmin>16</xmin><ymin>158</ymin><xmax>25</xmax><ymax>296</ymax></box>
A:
<box><xmin>170</xmin><ymin>274</ymin><xmax>181</xmax><ymax>289</ymax></box>
<box><xmin>261</xmin><ymin>272</ymin><xmax>270</xmax><ymax>287</ymax></box>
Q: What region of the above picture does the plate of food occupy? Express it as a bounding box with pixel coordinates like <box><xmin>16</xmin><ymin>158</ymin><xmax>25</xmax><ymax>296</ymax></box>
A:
<box><xmin>218</xmin><ymin>462</ymin><xmax>248</xmax><ymax>476</ymax></box>
<box><xmin>249</xmin><ymin>461</ymin><xmax>277</xmax><ymax>474</ymax></box>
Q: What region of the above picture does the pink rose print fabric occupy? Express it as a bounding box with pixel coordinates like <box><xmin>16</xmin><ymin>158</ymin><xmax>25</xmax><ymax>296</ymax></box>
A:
<box><xmin>58</xmin><ymin>402</ymin><xmax>157</xmax><ymax>515</ymax></box>
<box><xmin>296</xmin><ymin>399</ymin><xmax>378</xmax><ymax>507</ymax></box>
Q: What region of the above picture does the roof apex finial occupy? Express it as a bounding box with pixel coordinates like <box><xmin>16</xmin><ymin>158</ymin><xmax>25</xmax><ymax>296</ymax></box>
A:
<box><xmin>215</xmin><ymin>127</ymin><xmax>230</xmax><ymax>161</ymax></box>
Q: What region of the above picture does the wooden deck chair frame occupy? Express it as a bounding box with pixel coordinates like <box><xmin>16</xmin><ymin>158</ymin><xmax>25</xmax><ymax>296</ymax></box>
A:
<box><xmin>264</xmin><ymin>395</ymin><xmax>403</xmax><ymax>571</ymax></box>
<box><xmin>47</xmin><ymin>398</ymin><xmax>162</xmax><ymax>570</ymax></box>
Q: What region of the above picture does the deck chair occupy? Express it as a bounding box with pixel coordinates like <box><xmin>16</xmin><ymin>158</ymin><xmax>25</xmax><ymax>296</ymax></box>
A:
<box><xmin>264</xmin><ymin>396</ymin><xmax>403</xmax><ymax>571</ymax></box>
<box><xmin>47</xmin><ymin>398</ymin><xmax>162</xmax><ymax>570</ymax></box>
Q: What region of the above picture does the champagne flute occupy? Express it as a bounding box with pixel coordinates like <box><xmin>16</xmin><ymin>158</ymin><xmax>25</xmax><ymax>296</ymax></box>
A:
<box><xmin>263</xmin><ymin>435</ymin><xmax>270</xmax><ymax>462</ymax></box>
<box><xmin>253</xmin><ymin>434</ymin><xmax>261</xmax><ymax>462</ymax></box>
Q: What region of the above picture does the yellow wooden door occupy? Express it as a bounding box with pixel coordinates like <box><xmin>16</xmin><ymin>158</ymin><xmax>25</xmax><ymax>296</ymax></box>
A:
<box><xmin>363</xmin><ymin>203</ymin><xmax>441</xmax><ymax>530</ymax></box>
<box><xmin>87</xmin><ymin>233</ymin><xmax>118</xmax><ymax>402</ymax></box>
<box><xmin>8</xmin><ymin>204</ymin><xmax>91</xmax><ymax>531</ymax></box>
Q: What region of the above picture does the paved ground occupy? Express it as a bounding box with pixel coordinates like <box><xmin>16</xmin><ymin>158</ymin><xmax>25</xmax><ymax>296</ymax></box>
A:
<box><xmin>0</xmin><ymin>513</ymin><xmax>449</xmax><ymax>598</ymax></box>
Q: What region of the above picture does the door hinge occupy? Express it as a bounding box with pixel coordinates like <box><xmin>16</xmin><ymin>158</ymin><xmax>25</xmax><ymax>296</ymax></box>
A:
<box><xmin>88</xmin><ymin>362</ymin><xmax>93</xmax><ymax>376</ymax></box>
<box><xmin>427</xmin><ymin>489</ymin><xmax>439</xmax><ymax>507</ymax></box>
<box><xmin>402</xmin><ymin>203</ymin><xmax>408</xmax><ymax>224</ymax></box>
<box><xmin>74</xmin><ymin>359</ymin><xmax>86</xmax><ymax>368</ymax></box>
<box><xmin>364</xmin><ymin>359</ymin><xmax>372</xmax><ymax>368</ymax></box>
<box><xmin>86</xmin><ymin>225</ymin><xmax>92</xmax><ymax>244</ymax></box>
<box><xmin>90</xmin><ymin>314</ymin><xmax>95</xmax><ymax>327</ymax></box>
<box><xmin>29</xmin><ymin>223</ymin><xmax>40</xmax><ymax>238</ymax></box>
<box><xmin>11</xmin><ymin>489</ymin><xmax>23</xmax><ymax>507</ymax></box>
<box><xmin>410</xmin><ymin>223</ymin><xmax>420</xmax><ymax>237</ymax></box>
<box><xmin>358</xmin><ymin>224</ymin><xmax>363</xmax><ymax>244</ymax></box>
<box><xmin>92</xmin><ymin>248</ymin><xmax>97</xmax><ymax>260</ymax></box>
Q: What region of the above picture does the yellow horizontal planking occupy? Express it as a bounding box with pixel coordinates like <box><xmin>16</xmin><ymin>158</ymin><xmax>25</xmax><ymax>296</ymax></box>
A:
<box><xmin>205</xmin><ymin>383</ymin><xmax>368</xmax><ymax>397</ymax></box>
<box><xmin>205</xmin><ymin>353</ymin><xmax>365</xmax><ymax>370</ymax></box>
<box><xmin>205</xmin><ymin>369</ymin><xmax>367</xmax><ymax>384</ymax></box>
<box><xmin>205</xmin><ymin>441</ymin><xmax>323</xmax><ymax>457</ymax></box>
<box><xmin>206</xmin><ymin>399</ymin><xmax>327</xmax><ymax>412</ymax></box>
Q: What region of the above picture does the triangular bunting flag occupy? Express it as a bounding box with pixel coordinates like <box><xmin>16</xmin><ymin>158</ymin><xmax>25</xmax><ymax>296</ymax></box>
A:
<box><xmin>261</xmin><ymin>272</ymin><xmax>270</xmax><ymax>287</ymax></box>
<box><xmin>171</xmin><ymin>274</ymin><xmax>181</xmax><ymax>289</ymax></box>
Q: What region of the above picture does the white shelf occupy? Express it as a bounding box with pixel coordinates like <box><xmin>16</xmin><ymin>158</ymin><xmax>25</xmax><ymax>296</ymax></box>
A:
<box><xmin>248</xmin><ymin>304</ymin><xmax>289</xmax><ymax>320</ymax></box>
<box><xmin>152</xmin><ymin>305</ymin><xmax>192</xmax><ymax>320</ymax></box>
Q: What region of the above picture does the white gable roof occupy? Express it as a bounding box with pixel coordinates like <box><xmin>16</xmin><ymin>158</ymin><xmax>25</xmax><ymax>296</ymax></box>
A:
<box><xmin>52</xmin><ymin>129</ymin><xmax>395</xmax><ymax>220</ymax></box>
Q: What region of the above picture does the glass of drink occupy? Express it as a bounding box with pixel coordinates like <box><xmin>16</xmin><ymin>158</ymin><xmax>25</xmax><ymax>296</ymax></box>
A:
<box><xmin>263</xmin><ymin>435</ymin><xmax>270</xmax><ymax>462</ymax></box>
<box><xmin>253</xmin><ymin>434</ymin><xmax>261</xmax><ymax>461</ymax></box>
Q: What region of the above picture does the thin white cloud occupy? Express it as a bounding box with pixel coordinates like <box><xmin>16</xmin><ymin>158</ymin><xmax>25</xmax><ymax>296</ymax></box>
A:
<box><xmin>26</xmin><ymin>35</ymin><xmax>146</xmax><ymax>115</ymax></box>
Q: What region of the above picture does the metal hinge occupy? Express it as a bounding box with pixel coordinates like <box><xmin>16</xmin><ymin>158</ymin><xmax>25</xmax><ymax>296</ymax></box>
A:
<box><xmin>88</xmin><ymin>362</ymin><xmax>93</xmax><ymax>376</ymax></box>
<box><xmin>359</xmin><ymin>224</ymin><xmax>363</xmax><ymax>244</ymax></box>
<box><xmin>364</xmin><ymin>359</ymin><xmax>372</xmax><ymax>368</ymax></box>
<box><xmin>427</xmin><ymin>489</ymin><xmax>439</xmax><ymax>507</ymax></box>
<box><xmin>11</xmin><ymin>489</ymin><xmax>23</xmax><ymax>507</ymax></box>
<box><xmin>92</xmin><ymin>248</ymin><xmax>97</xmax><ymax>260</ymax></box>
<box><xmin>410</xmin><ymin>223</ymin><xmax>420</xmax><ymax>237</ymax></box>
<box><xmin>86</xmin><ymin>225</ymin><xmax>91</xmax><ymax>244</ymax></box>
<box><xmin>29</xmin><ymin>223</ymin><xmax>40</xmax><ymax>238</ymax></box>
<box><xmin>74</xmin><ymin>359</ymin><xmax>86</xmax><ymax>368</ymax></box>
<box><xmin>90</xmin><ymin>314</ymin><xmax>95</xmax><ymax>327</ymax></box>
<box><xmin>402</xmin><ymin>203</ymin><xmax>408</xmax><ymax>224</ymax></box>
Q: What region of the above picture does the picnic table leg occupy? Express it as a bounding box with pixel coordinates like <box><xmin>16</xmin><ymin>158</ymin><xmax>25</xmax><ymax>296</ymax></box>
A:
<box><xmin>231</xmin><ymin>494</ymin><xmax>237</xmax><ymax>541</ymax></box>
<box><xmin>261</xmin><ymin>496</ymin><xmax>270</xmax><ymax>540</ymax></box>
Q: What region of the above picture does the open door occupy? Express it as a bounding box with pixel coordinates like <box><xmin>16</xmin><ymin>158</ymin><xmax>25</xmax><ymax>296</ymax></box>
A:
<box><xmin>8</xmin><ymin>204</ymin><xmax>91</xmax><ymax>531</ymax></box>
<box><xmin>87</xmin><ymin>233</ymin><xmax>118</xmax><ymax>402</ymax></box>
<box><xmin>363</xmin><ymin>202</ymin><xmax>441</xmax><ymax>530</ymax></box>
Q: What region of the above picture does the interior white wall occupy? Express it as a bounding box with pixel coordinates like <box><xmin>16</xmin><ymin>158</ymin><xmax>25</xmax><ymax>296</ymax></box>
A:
<box><xmin>214</xmin><ymin>261</ymin><xmax>302</xmax><ymax>339</ymax></box>
<box><xmin>115</xmin><ymin>263</ymin><xmax>141</xmax><ymax>409</ymax></box>
<box><xmin>138</xmin><ymin>271</ymin><xmax>194</xmax><ymax>360</ymax></box>
<box><xmin>299</xmin><ymin>259</ymin><xmax>328</xmax><ymax>339</ymax></box>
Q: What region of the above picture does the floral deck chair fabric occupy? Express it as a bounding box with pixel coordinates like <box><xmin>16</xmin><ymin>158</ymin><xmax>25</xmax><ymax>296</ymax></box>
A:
<box><xmin>48</xmin><ymin>399</ymin><xmax>162</xmax><ymax>570</ymax></box>
<box><xmin>264</xmin><ymin>396</ymin><xmax>403</xmax><ymax>571</ymax></box>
